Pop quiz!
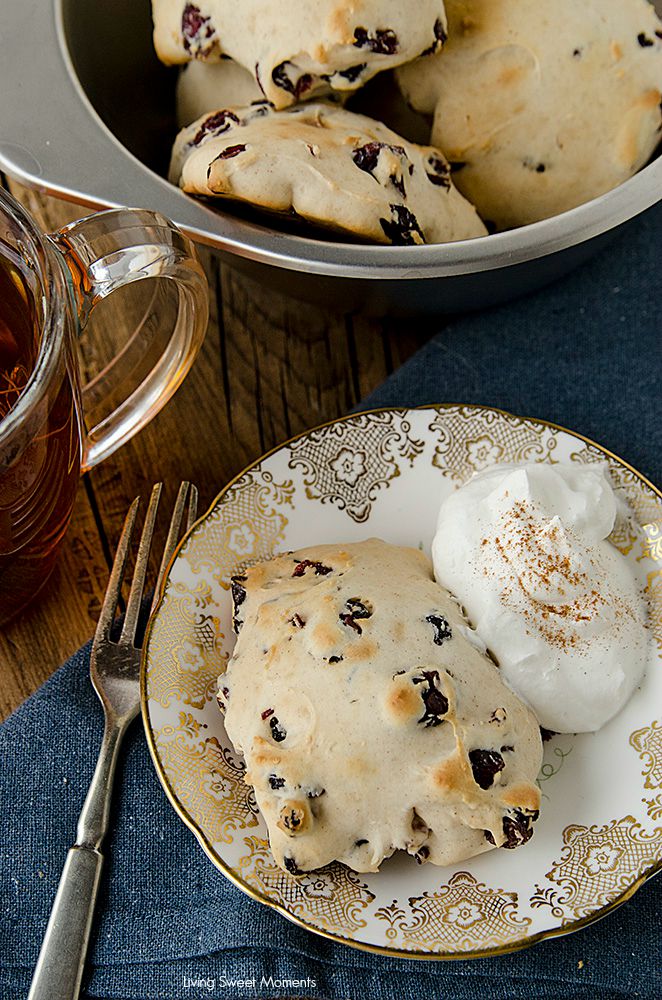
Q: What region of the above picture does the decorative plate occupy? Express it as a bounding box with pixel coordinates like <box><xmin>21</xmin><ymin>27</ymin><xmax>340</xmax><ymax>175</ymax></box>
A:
<box><xmin>141</xmin><ymin>405</ymin><xmax>662</xmax><ymax>960</ymax></box>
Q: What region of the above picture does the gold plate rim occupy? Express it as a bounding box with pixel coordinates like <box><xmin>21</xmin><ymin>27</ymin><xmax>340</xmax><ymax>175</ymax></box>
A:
<box><xmin>140</xmin><ymin>402</ymin><xmax>662</xmax><ymax>961</ymax></box>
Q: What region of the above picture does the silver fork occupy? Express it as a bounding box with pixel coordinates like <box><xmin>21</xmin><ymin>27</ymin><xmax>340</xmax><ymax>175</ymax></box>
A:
<box><xmin>28</xmin><ymin>481</ymin><xmax>198</xmax><ymax>1000</ymax></box>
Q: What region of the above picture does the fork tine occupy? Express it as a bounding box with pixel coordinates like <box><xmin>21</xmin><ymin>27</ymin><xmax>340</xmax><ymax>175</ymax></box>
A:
<box><xmin>186</xmin><ymin>484</ymin><xmax>199</xmax><ymax>531</ymax></box>
<box><xmin>119</xmin><ymin>483</ymin><xmax>162</xmax><ymax>645</ymax></box>
<box><xmin>94</xmin><ymin>497</ymin><xmax>140</xmax><ymax>645</ymax></box>
<box><xmin>151</xmin><ymin>482</ymin><xmax>198</xmax><ymax>614</ymax></box>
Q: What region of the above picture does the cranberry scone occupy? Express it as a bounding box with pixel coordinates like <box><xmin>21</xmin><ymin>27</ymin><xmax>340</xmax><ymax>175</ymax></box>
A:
<box><xmin>397</xmin><ymin>0</ymin><xmax>662</xmax><ymax>229</ymax></box>
<box><xmin>218</xmin><ymin>539</ymin><xmax>542</xmax><ymax>875</ymax></box>
<box><xmin>153</xmin><ymin>0</ymin><xmax>448</xmax><ymax>109</ymax></box>
<box><xmin>169</xmin><ymin>102</ymin><xmax>487</xmax><ymax>245</ymax></box>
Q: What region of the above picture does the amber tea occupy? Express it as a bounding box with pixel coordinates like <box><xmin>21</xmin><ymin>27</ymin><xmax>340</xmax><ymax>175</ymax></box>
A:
<box><xmin>0</xmin><ymin>248</ymin><xmax>81</xmax><ymax>624</ymax></box>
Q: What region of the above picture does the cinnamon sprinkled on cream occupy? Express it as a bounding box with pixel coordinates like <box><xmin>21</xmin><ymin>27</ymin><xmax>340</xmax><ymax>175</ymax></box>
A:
<box><xmin>433</xmin><ymin>463</ymin><xmax>649</xmax><ymax>733</ymax></box>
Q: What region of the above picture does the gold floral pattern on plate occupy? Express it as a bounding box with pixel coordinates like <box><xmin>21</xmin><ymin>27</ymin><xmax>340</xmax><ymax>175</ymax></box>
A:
<box><xmin>146</xmin><ymin>579</ymin><xmax>224</xmax><ymax>709</ymax></box>
<box><xmin>154</xmin><ymin>728</ymin><xmax>258</xmax><ymax>845</ymax></box>
<box><xmin>638</xmin><ymin>520</ymin><xmax>662</xmax><ymax>564</ymax></box>
<box><xmin>185</xmin><ymin>469</ymin><xmax>295</xmax><ymax>578</ymax></box>
<box><xmin>287</xmin><ymin>410</ymin><xmax>424</xmax><ymax>523</ymax></box>
<box><xmin>630</xmin><ymin>720</ymin><xmax>662</xmax><ymax>789</ymax></box>
<box><xmin>429</xmin><ymin>406</ymin><xmax>559</xmax><ymax>483</ymax></box>
<box><xmin>643</xmin><ymin>794</ymin><xmax>662</xmax><ymax>822</ymax></box>
<box><xmin>142</xmin><ymin>405</ymin><xmax>662</xmax><ymax>959</ymax></box>
<box><xmin>540</xmin><ymin>817</ymin><xmax>662</xmax><ymax>921</ymax></box>
<box><xmin>238</xmin><ymin>836</ymin><xmax>375</xmax><ymax>937</ymax></box>
<box><xmin>374</xmin><ymin>871</ymin><xmax>530</xmax><ymax>952</ymax></box>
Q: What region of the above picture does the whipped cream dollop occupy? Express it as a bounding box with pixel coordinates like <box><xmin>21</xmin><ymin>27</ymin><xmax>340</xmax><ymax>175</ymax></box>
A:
<box><xmin>432</xmin><ymin>463</ymin><xmax>649</xmax><ymax>733</ymax></box>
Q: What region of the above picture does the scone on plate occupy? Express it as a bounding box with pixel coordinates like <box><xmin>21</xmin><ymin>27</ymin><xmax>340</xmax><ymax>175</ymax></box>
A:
<box><xmin>153</xmin><ymin>0</ymin><xmax>448</xmax><ymax>109</ymax></box>
<box><xmin>169</xmin><ymin>102</ymin><xmax>487</xmax><ymax>245</ymax></box>
<box><xmin>218</xmin><ymin>539</ymin><xmax>542</xmax><ymax>875</ymax></box>
<box><xmin>397</xmin><ymin>0</ymin><xmax>662</xmax><ymax>229</ymax></box>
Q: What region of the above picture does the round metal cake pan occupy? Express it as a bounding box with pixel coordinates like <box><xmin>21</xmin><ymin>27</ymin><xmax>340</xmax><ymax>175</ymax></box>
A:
<box><xmin>0</xmin><ymin>0</ymin><xmax>660</xmax><ymax>315</ymax></box>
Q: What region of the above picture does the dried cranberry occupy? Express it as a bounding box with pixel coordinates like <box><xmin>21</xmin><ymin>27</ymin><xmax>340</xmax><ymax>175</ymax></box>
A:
<box><xmin>501</xmin><ymin>809</ymin><xmax>539</xmax><ymax>849</ymax></box>
<box><xmin>281</xmin><ymin>808</ymin><xmax>303</xmax><ymax>832</ymax></box>
<box><xmin>292</xmin><ymin>559</ymin><xmax>332</xmax><ymax>577</ymax></box>
<box><xmin>181</xmin><ymin>3</ymin><xmax>217</xmax><ymax>57</ymax></box>
<box><xmin>353</xmin><ymin>27</ymin><xmax>399</xmax><ymax>55</ymax></box>
<box><xmin>231</xmin><ymin>575</ymin><xmax>247</xmax><ymax>633</ymax></box>
<box><xmin>425</xmin><ymin>154</ymin><xmax>451</xmax><ymax>190</ymax></box>
<box><xmin>353</xmin><ymin>141</ymin><xmax>384</xmax><ymax>174</ymax></box>
<box><xmin>379</xmin><ymin>205</ymin><xmax>425</xmax><ymax>246</ymax></box>
<box><xmin>269</xmin><ymin>717</ymin><xmax>287</xmax><ymax>742</ymax></box>
<box><xmin>425</xmin><ymin>613</ymin><xmax>452</xmax><ymax>645</ymax></box>
<box><xmin>247</xmin><ymin>101</ymin><xmax>270</xmax><ymax>116</ymax></box>
<box><xmin>339</xmin><ymin>597</ymin><xmax>372</xmax><ymax>634</ymax></box>
<box><xmin>272</xmin><ymin>61</ymin><xmax>314</xmax><ymax>99</ymax></box>
<box><xmin>353</xmin><ymin>142</ymin><xmax>408</xmax><ymax>197</ymax></box>
<box><xmin>192</xmin><ymin>110</ymin><xmax>240</xmax><ymax>146</ymax></box>
<box><xmin>269</xmin><ymin>774</ymin><xmax>285</xmax><ymax>789</ymax></box>
<box><xmin>347</xmin><ymin>598</ymin><xmax>372</xmax><ymax>619</ymax></box>
<box><xmin>213</xmin><ymin>144</ymin><xmax>246</xmax><ymax>161</ymax></box>
<box><xmin>284</xmin><ymin>856</ymin><xmax>301</xmax><ymax>875</ymax></box>
<box><xmin>469</xmin><ymin>749</ymin><xmax>505</xmax><ymax>789</ymax></box>
<box><xmin>433</xmin><ymin>17</ymin><xmax>448</xmax><ymax>44</ymax></box>
<box><xmin>261</xmin><ymin>707</ymin><xmax>274</xmax><ymax>721</ymax></box>
<box><xmin>420</xmin><ymin>18</ymin><xmax>448</xmax><ymax>56</ymax></box>
<box><xmin>413</xmin><ymin>670</ymin><xmax>449</xmax><ymax>727</ymax></box>
<box><xmin>181</xmin><ymin>4</ymin><xmax>205</xmax><ymax>40</ymax></box>
<box><xmin>340</xmin><ymin>613</ymin><xmax>362</xmax><ymax>634</ymax></box>
<box><xmin>255</xmin><ymin>62</ymin><xmax>265</xmax><ymax>95</ymax></box>
<box><xmin>336</xmin><ymin>63</ymin><xmax>367</xmax><ymax>82</ymax></box>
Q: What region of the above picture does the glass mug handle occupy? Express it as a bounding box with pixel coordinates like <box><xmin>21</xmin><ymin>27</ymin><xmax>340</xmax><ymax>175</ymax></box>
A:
<box><xmin>48</xmin><ymin>208</ymin><xmax>209</xmax><ymax>469</ymax></box>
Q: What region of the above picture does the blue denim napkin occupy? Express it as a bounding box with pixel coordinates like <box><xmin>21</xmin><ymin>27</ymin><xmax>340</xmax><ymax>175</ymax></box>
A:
<box><xmin>2</xmin><ymin>204</ymin><xmax>661</xmax><ymax>1000</ymax></box>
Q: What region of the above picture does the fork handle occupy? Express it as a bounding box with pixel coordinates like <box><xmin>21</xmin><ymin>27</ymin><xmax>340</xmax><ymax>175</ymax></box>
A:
<box><xmin>29</xmin><ymin>718</ymin><xmax>126</xmax><ymax>1000</ymax></box>
<box><xmin>27</xmin><ymin>845</ymin><xmax>103</xmax><ymax>1000</ymax></box>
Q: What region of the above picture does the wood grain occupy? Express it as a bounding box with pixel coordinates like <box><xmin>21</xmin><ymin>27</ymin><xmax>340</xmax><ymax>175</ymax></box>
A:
<box><xmin>0</xmin><ymin>180</ymin><xmax>425</xmax><ymax>720</ymax></box>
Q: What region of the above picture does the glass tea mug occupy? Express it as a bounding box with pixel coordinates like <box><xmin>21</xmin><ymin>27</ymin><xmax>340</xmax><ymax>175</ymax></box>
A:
<box><xmin>0</xmin><ymin>189</ymin><xmax>208</xmax><ymax>625</ymax></box>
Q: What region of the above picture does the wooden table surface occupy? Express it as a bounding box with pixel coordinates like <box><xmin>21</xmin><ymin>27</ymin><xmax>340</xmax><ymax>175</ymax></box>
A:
<box><xmin>0</xmin><ymin>178</ymin><xmax>429</xmax><ymax>720</ymax></box>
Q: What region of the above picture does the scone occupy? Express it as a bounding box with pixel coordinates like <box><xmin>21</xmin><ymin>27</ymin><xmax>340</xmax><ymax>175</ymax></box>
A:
<box><xmin>397</xmin><ymin>0</ymin><xmax>662</xmax><ymax>229</ymax></box>
<box><xmin>169</xmin><ymin>102</ymin><xmax>487</xmax><ymax>245</ymax></box>
<box><xmin>176</xmin><ymin>59</ymin><xmax>264</xmax><ymax>127</ymax></box>
<box><xmin>153</xmin><ymin>0</ymin><xmax>447</xmax><ymax>109</ymax></box>
<box><xmin>218</xmin><ymin>539</ymin><xmax>542</xmax><ymax>875</ymax></box>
